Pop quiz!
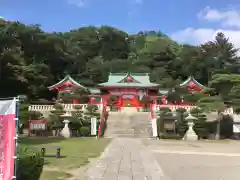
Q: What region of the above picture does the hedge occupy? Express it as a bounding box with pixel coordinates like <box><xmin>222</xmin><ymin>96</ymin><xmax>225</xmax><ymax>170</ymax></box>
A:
<box><xmin>80</xmin><ymin>126</ymin><xmax>90</xmax><ymax>136</ymax></box>
<box><xmin>17</xmin><ymin>146</ymin><xmax>44</xmax><ymax>180</ymax></box>
<box><xmin>160</xmin><ymin>134</ymin><xmax>182</xmax><ymax>140</ymax></box>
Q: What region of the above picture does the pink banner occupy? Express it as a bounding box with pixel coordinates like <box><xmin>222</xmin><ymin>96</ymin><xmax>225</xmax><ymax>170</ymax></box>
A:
<box><xmin>0</xmin><ymin>99</ymin><xmax>16</xmax><ymax>180</ymax></box>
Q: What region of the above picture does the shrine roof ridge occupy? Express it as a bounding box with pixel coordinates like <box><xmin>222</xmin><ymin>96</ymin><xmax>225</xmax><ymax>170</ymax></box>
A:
<box><xmin>109</xmin><ymin>72</ymin><xmax>150</xmax><ymax>76</ymax></box>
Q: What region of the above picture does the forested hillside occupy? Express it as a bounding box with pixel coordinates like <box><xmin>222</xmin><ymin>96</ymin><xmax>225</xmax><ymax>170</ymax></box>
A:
<box><xmin>1</xmin><ymin>19</ymin><xmax>240</xmax><ymax>103</ymax></box>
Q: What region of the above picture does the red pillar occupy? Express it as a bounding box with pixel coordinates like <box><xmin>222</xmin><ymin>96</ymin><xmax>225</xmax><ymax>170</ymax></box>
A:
<box><xmin>73</xmin><ymin>99</ymin><xmax>78</xmax><ymax>104</ymax></box>
<box><xmin>90</xmin><ymin>96</ymin><xmax>94</xmax><ymax>104</ymax></box>
<box><xmin>161</xmin><ymin>95</ymin><xmax>167</xmax><ymax>104</ymax></box>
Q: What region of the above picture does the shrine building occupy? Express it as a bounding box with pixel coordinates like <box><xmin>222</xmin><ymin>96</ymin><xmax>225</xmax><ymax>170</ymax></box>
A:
<box><xmin>47</xmin><ymin>73</ymin><xmax>205</xmax><ymax>107</ymax></box>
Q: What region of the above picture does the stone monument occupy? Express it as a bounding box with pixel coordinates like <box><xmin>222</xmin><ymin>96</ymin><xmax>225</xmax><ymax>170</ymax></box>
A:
<box><xmin>183</xmin><ymin>113</ymin><xmax>198</xmax><ymax>140</ymax></box>
<box><xmin>60</xmin><ymin>112</ymin><xmax>71</xmax><ymax>138</ymax></box>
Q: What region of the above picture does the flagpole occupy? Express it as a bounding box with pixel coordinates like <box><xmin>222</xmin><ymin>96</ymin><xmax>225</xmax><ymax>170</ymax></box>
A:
<box><xmin>13</xmin><ymin>97</ymin><xmax>19</xmax><ymax>180</ymax></box>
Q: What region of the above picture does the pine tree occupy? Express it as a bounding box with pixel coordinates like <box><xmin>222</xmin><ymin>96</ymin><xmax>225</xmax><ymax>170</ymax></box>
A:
<box><xmin>175</xmin><ymin>108</ymin><xmax>188</xmax><ymax>137</ymax></box>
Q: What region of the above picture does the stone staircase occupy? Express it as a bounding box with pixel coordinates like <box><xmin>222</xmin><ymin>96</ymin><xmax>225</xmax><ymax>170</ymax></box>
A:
<box><xmin>104</xmin><ymin>107</ymin><xmax>152</xmax><ymax>138</ymax></box>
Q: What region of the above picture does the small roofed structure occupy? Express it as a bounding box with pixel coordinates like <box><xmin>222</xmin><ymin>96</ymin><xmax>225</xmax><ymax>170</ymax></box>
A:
<box><xmin>48</xmin><ymin>75</ymin><xmax>87</xmax><ymax>92</ymax></box>
<box><xmin>180</xmin><ymin>76</ymin><xmax>205</xmax><ymax>92</ymax></box>
<box><xmin>48</xmin><ymin>75</ymin><xmax>94</xmax><ymax>104</ymax></box>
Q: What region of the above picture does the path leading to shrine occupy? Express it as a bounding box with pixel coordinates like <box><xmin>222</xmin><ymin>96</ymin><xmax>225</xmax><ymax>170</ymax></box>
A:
<box><xmin>80</xmin><ymin>108</ymin><xmax>240</xmax><ymax>180</ymax></box>
<box><xmin>81</xmin><ymin>138</ymin><xmax>167</xmax><ymax>180</ymax></box>
<box><xmin>81</xmin><ymin>138</ymin><xmax>240</xmax><ymax>180</ymax></box>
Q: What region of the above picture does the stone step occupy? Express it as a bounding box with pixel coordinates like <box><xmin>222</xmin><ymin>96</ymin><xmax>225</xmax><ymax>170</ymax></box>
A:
<box><xmin>105</xmin><ymin>111</ymin><xmax>152</xmax><ymax>138</ymax></box>
<box><xmin>105</xmin><ymin>134</ymin><xmax>152</xmax><ymax>138</ymax></box>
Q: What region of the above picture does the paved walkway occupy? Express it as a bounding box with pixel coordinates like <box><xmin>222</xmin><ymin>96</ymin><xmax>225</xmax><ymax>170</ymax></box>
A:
<box><xmin>82</xmin><ymin>138</ymin><xmax>166</xmax><ymax>180</ymax></box>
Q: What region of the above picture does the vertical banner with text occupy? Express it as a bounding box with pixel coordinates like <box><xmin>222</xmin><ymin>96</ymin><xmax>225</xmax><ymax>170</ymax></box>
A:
<box><xmin>0</xmin><ymin>99</ymin><xmax>16</xmax><ymax>180</ymax></box>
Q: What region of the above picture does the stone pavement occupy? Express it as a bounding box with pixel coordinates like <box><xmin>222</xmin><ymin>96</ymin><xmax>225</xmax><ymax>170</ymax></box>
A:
<box><xmin>82</xmin><ymin>138</ymin><xmax>167</xmax><ymax>180</ymax></box>
<box><xmin>144</xmin><ymin>139</ymin><xmax>240</xmax><ymax>180</ymax></box>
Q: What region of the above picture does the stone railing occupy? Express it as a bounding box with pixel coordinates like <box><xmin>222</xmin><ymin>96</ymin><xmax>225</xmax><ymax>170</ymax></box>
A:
<box><xmin>154</xmin><ymin>104</ymin><xmax>197</xmax><ymax>112</ymax></box>
<box><xmin>28</xmin><ymin>104</ymin><xmax>102</xmax><ymax>112</ymax></box>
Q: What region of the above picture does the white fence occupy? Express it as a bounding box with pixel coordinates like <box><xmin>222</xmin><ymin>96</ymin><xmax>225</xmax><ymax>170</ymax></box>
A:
<box><xmin>28</xmin><ymin>104</ymin><xmax>102</xmax><ymax>112</ymax></box>
<box><xmin>153</xmin><ymin>104</ymin><xmax>197</xmax><ymax>112</ymax></box>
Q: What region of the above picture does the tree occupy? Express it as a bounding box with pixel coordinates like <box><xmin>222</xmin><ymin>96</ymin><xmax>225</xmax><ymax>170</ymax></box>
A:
<box><xmin>140</xmin><ymin>95</ymin><xmax>152</xmax><ymax>111</ymax></box>
<box><xmin>175</xmin><ymin>108</ymin><xmax>188</xmax><ymax>137</ymax></box>
<box><xmin>48</xmin><ymin>104</ymin><xmax>65</xmax><ymax>136</ymax></box>
<box><xmin>220</xmin><ymin>115</ymin><xmax>234</xmax><ymax>138</ymax></box>
<box><xmin>0</xmin><ymin>18</ymin><xmax>239</xmax><ymax>107</ymax></box>
<box><xmin>191</xmin><ymin>108</ymin><xmax>208</xmax><ymax>139</ymax></box>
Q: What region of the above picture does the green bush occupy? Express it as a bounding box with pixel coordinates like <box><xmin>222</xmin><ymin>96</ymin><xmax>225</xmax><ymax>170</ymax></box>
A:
<box><xmin>80</xmin><ymin>126</ymin><xmax>90</xmax><ymax>136</ymax></box>
<box><xmin>161</xmin><ymin>134</ymin><xmax>182</xmax><ymax>140</ymax></box>
<box><xmin>17</xmin><ymin>146</ymin><xmax>44</xmax><ymax>180</ymax></box>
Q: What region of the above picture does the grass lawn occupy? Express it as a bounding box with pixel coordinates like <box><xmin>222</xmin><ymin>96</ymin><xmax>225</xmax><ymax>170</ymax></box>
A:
<box><xmin>19</xmin><ymin>137</ymin><xmax>111</xmax><ymax>180</ymax></box>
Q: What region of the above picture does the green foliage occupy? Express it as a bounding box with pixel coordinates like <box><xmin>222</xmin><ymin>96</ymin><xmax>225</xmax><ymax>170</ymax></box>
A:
<box><xmin>156</xmin><ymin>117</ymin><xmax>164</xmax><ymax>137</ymax></box>
<box><xmin>80</xmin><ymin>126</ymin><xmax>91</xmax><ymax>136</ymax></box>
<box><xmin>107</xmin><ymin>95</ymin><xmax>119</xmax><ymax>107</ymax></box>
<box><xmin>175</xmin><ymin>109</ymin><xmax>188</xmax><ymax>137</ymax></box>
<box><xmin>190</xmin><ymin>108</ymin><xmax>209</xmax><ymax>139</ymax></box>
<box><xmin>17</xmin><ymin>146</ymin><xmax>44</xmax><ymax>180</ymax></box>
<box><xmin>190</xmin><ymin>107</ymin><xmax>203</xmax><ymax>116</ymax></box>
<box><xmin>205</xmin><ymin>116</ymin><xmax>234</xmax><ymax>138</ymax></box>
<box><xmin>19</xmin><ymin>104</ymin><xmax>30</xmax><ymax>125</ymax></box>
<box><xmin>159</xmin><ymin>107</ymin><xmax>171</xmax><ymax>113</ymax></box>
<box><xmin>0</xmin><ymin>20</ymin><xmax>240</xmax><ymax>105</ymax></box>
<box><xmin>59</xmin><ymin>88</ymin><xmax>90</xmax><ymax>103</ymax></box>
<box><xmin>206</xmin><ymin>121</ymin><xmax>218</xmax><ymax>134</ymax></box>
<box><xmin>220</xmin><ymin>115</ymin><xmax>234</xmax><ymax>138</ymax></box>
<box><xmin>176</xmin><ymin>107</ymin><xmax>187</xmax><ymax>114</ymax></box>
<box><xmin>184</xmin><ymin>93</ymin><xmax>205</xmax><ymax>104</ymax></box>
<box><xmin>48</xmin><ymin>103</ymin><xmax>65</xmax><ymax>130</ymax></box>
<box><xmin>193</xmin><ymin>114</ymin><xmax>209</xmax><ymax>139</ymax></box>
<box><xmin>197</xmin><ymin>95</ymin><xmax>225</xmax><ymax>112</ymax></box>
<box><xmin>84</xmin><ymin>104</ymin><xmax>100</xmax><ymax>119</ymax></box>
<box><xmin>161</xmin><ymin>134</ymin><xmax>182</xmax><ymax>140</ymax></box>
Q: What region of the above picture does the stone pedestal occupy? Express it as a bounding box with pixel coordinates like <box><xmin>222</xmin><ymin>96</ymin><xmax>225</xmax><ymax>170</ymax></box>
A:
<box><xmin>60</xmin><ymin>120</ymin><xmax>71</xmax><ymax>138</ymax></box>
<box><xmin>183</xmin><ymin>122</ymin><xmax>198</xmax><ymax>140</ymax></box>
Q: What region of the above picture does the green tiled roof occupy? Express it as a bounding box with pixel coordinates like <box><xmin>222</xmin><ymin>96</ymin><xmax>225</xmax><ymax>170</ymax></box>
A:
<box><xmin>98</xmin><ymin>73</ymin><xmax>160</xmax><ymax>88</ymax></box>
<box><xmin>48</xmin><ymin>75</ymin><xmax>87</xmax><ymax>90</ymax></box>
<box><xmin>180</xmin><ymin>76</ymin><xmax>205</xmax><ymax>88</ymax></box>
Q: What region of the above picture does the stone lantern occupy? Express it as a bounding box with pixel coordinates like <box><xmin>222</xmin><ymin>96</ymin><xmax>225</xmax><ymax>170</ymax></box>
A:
<box><xmin>183</xmin><ymin>113</ymin><xmax>198</xmax><ymax>140</ymax></box>
<box><xmin>60</xmin><ymin>112</ymin><xmax>72</xmax><ymax>138</ymax></box>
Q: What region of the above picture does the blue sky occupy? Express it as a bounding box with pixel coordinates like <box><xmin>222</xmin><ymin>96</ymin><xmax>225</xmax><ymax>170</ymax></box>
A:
<box><xmin>1</xmin><ymin>0</ymin><xmax>240</xmax><ymax>48</ymax></box>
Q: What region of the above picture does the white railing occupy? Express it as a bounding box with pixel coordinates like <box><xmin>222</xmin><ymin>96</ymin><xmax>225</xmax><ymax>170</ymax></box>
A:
<box><xmin>153</xmin><ymin>104</ymin><xmax>197</xmax><ymax>112</ymax></box>
<box><xmin>28</xmin><ymin>104</ymin><xmax>101</xmax><ymax>112</ymax></box>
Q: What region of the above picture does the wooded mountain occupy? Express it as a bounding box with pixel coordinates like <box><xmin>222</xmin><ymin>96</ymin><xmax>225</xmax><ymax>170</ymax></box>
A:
<box><xmin>1</xmin><ymin>19</ymin><xmax>240</xmax><ymax>103</ymax></box>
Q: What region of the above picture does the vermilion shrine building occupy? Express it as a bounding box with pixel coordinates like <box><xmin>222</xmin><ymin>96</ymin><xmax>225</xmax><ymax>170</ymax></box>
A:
<box><xmin>48</xmin><ymin>73</ymin><xmax>205</xmax><ymax>107</ymax></box>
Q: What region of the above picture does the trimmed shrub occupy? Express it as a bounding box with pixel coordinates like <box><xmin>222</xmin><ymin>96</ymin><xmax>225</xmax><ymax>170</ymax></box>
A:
<box><xmin>17</xmin><ymin>146</ymin><xmax>44</xmax><ymax>180</ymax></box>
<box><xmin>80</xmin><ymin>126</ymin><xmax>90</xmax><ymax>136</ymax></box>
<box><xmin>161</xmin><ymin>134</ymin><xmax>182</xmax><ymax>140</ymax></box>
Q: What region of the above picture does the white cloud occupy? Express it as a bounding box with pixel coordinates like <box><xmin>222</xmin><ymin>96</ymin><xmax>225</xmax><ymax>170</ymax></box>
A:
<box><xmin>0</xmin><ymin>16</ymin><xmax>4</xmax><ymax>19</ymax></box>
<box><xmin>135</xmin><ymin>0</ymin><xmax>143</xmax><ymax>4</ymax></box>
<box><xmin>127</xmin><ymin>0</ymin><xmax>144</xmax><ymax>20</ymax></box>
<box><xmin>198</xmin><ymin>7</ymin><xmax>240</xmax><ymax>28</ymax></box>
<box><xmin>67</xmin><ymin>0</ymin><xmax>86</xmax><ymax>8</ymax></box>
<box><xmin>171</xmin><ymin>7</ymin><xmax>240</xmax><ymax>53</ymax></box>
<box><xmin>171</xmin><ymin>28</ymin><xmax>240</xmax><ymax>48</ymax></box>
